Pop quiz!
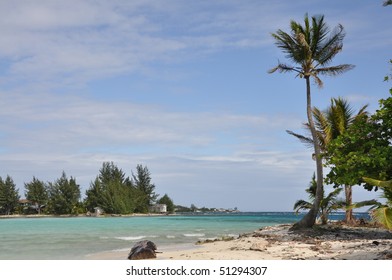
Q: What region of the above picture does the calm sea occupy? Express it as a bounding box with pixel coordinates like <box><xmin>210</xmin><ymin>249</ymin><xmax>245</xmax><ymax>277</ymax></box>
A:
<box><xmin>0</xmin><ymin>212</ymin><xmax>368</xmax><ymax>260</ymax></box>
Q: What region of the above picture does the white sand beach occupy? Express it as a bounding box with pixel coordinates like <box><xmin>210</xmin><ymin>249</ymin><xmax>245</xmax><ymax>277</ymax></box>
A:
<box><xmin>87</xmin><ymin>224</ymin><xmax>392</xmax><ymax>260</ymax></box>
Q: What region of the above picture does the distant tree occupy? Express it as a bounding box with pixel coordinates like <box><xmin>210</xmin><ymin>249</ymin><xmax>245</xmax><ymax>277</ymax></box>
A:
<box><xmin>0</xmin><ymin>175</ymin><xmax>20</xmax><ymax>215</ymax></box>
<box><xmin>269</xmin><ymin>14</ymin><xmax>354</xmax><ymax>229</ymax></box>
<box><xmin>132</xmin><ymin>164</ymin><xmax>158</xmax><ymax>213</ymax></box>
<box><xmin>174</xmin><ymin>205</ymin><xmax>192</xmax><ymax>212</ymax></box>
<box><xmin>85</xmin><ymin>162</ymin><xmax>137</xmax><ymax>214</ymax></box>
<box><xmin>47</xmin><ymin>172</ymin><xmax>81</xmax><ymax>215</ymax></box>
<box><xmin>158</xmin><ymin>194</ymin><xmax>175</xmax><ymax>213</ymax></box>
<box><xmin>25</xmin><ymin>177</ymin><xmax>48</xmax><ymax>214</ymax></box>
<box><xmin>190</xmin><ymin>204</ymin><xmax>198</xmax><ymax>212</ymax></box>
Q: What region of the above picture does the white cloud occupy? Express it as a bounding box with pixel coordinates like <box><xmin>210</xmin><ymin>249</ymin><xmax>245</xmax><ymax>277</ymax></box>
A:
<box><xmin>0</xmin><ymin>0</ymin><xmax>309</xmax><ymax>90</ymax></box>
<box><xmin>0</xmin><ymin>89</ymin><xmax>300</xmax><ymax>153</ymax></box>
<box><xmin>0</xmin><ymin>87</ymin><xmax>312</xmax><ymax>210</ymax></box>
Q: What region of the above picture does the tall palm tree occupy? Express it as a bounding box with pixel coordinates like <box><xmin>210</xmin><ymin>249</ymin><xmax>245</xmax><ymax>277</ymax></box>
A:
<box><xmin>269</xmin><ymin>14</ymin><xmax>354</xmax><ymax>229</ymax></box>
<box><xmin>288</xmin><ymin>98</ymin><xmax>368</xmax><ymax>224</ymax></box>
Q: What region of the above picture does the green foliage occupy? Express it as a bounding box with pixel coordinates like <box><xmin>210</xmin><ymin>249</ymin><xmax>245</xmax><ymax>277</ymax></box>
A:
<box><xmin>158</xmin><ymin>194</ymin><xmax>175</xmax><ymax>213</ymax></box>
<box><xmin>269</xmin><ymin>14</ymin><xmax>354</xmax><ymax>86</ymax></box>
<box><xmin>132</xmin><ymin>164</ymin><xmax>158</xmax><ymax>213</ymax></box>
<box><xmin>85</xmin><ymin>162</ymin><xmax>137</xmax><ymax>214</ymax></box>
<box><xmin>362</xmin><ymin>177</ymin><xmax>392</xmax><ymax>229</ymax></box>
<box><xmin>288</xmin><ymin>98</ymin><xmax>368</xmax><ymax>154</ymax></box>
<box><xmin>325</xmin><ymin>93</ymin><xmax>392</xmax><ymax>190</ymax></box>
<box><xmin>24</xmin><ymin>177</ymin><xmax>48</xmax><ymax>214</ymax></box>
<box><xmin>0</xmin><ymin>175</ymin><xmax>20</xmax><ymax>215</ymax></box>
<box><xmin>294</xmin><ymin>173</ymin><xmax>343</xmax><ymax>224</ymax></box>
<box><xmin>1</xmin><ymin>162</ymin><xmax>169</xmax><ymax>216</ymax></box>
<box><xmin>372</xmin><ymin>207</ymin><xmax>392</xmax><ymax>229</ymax></box>
<box><xmin>84</xmin><ymin>162</ymin><xmax>162</xmax><ymax>215</ymax></box>
<box><xmin>47</xmin><ymin>172</ymin><xmax>81</xmax><ymax>215</ymax></box>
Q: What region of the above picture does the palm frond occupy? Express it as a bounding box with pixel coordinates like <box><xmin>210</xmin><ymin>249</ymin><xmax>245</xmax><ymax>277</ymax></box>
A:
<box><xmin>310</xmin><ymin>73</ymin><xmax>324</xmax><ymax>88</ymax></box>
<box><xmin>293</xmin><ymin>199</ymin><xmax>313</xmax><ymax>213</ymax></box>
<box><xmin>371</xmin><ymin>207</ymin><xmax>392</xmax><ymax>229</ymax></box>
<box><xmin>324</xmin><ymin>187</ymin><xmax>343</xmax><ymax>201</ymax></box>
<box><xmin>355</xmin><ymin>104</ymin><xmax>369</xmax><ymax>120</ymax></box>
<box><xmin>286</xmin><ymin>130</ymin><xmax>314</xmax><ymax>147</ymax></box>
<box><xmin>272</xmin><ymin>29</ymin><xmax>304</xmax><ymax>63</ymax></box>
<box><xmin>315</xmin><ymin>64</ymin><xmax>355</xmax><ymax>76</ymax></box>
<box><xmin>268</xmin><ymin>63</ymin><xmax>300</xmax><ymax>74</ymax></box>
<box><xmin>314</xmin><ymin>23</ymin><xmax>345</xmax><ymax>65</ymax></box>
<box><xmin>363</xmin><ymin>177</ymin><xmax>392</xmax><ymax>188</ymax></box>
<box><xmin>349</xmin><ymin>199</ymin><xmax>379</xmax><ymax>210</ymax></box>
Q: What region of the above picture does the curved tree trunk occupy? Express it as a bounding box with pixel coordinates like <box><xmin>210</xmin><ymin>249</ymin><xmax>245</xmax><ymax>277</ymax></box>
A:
<box><xmin>344</xmin><ymin>185</ymin><xmax>354</xmax><ymax>224</ymax></box>
<box><xmin>291</xmin><ymin>77</ymin><xmax>324</xmax><ymax>230</ymax></box>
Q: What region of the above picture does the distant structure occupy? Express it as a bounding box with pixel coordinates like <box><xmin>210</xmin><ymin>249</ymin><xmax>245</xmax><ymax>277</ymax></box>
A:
<box><xmin>149</xmin><ymin>204</ymin><xmax>167</xmax><ymax>213</ymax></box>
<box><xmin>93</xmin><ymin>207</ymin><xmax>104</xmax><ymax>217</ymax></box>
<box><xmin>18</xmin><ymin>199</ymin><xmax>45</xmax><ymax>214</ymax></box>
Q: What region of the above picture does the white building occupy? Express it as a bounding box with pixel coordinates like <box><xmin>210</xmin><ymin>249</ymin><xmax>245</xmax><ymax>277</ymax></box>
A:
<box><xmin>149</xmin><ymin>204</ymin><xmax>167</xmax><ymax>213</ymax></box>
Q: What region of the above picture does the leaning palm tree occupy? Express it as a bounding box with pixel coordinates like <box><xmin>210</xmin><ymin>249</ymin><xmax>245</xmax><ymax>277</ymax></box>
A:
<box><xmin>269</xmin><ymin>14</ymin><xmax>354</xmax><ymax>229</ymax></box>
<box><xmin>287</xmin><ymin>98</ymin><xmax>368</xmax><ymax>224</ymax></box>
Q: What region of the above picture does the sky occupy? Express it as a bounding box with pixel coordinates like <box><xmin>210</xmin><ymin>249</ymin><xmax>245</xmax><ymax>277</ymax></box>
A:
<box><xmin>0</xmin><ymin>0</ymin><xmax>391</xmax><ymax>211</ymax></box>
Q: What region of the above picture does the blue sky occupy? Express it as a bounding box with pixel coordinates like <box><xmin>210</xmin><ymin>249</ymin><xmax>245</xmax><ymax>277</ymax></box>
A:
<box><xmin>0</xmin><ymin>0</ymin><xmax>391</xmax><ymax>211</ymax></box>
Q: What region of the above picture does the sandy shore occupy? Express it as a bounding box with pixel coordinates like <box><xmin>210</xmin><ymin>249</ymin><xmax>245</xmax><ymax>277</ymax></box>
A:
<box><xmin>89</xmin><ymin>223</ymin><xmax>392</xmax><ymax>260</ymax></box>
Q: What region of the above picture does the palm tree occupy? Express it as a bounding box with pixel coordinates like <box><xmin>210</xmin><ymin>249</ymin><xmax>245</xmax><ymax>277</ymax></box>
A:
<box><xmin>294</xmin><ymin>173</ymin><xmax>343</xmax><ymax>224</ymax></box>
<box><xmin>269</xmin><ymin>14</ymin><xmax>354</xmax><ymax>229</ymax></box>
<box><xmin>363</xmin><ymin>177</ymin><xmax>392</xmax><ymax>229</ymax></box>
<box><xmin>288</xmin><ymin>98</ymin><xmax>368</xmax><ymax>224</ymax></box>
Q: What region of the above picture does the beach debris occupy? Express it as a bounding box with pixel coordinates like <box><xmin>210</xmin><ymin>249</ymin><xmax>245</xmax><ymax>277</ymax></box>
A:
<box><xmin>249</xmin><ymin>240</ymin><xmax>269</xmax><ymax>252</ymax></box>
<box><xmin>128</xmin><ymin>240</ymin><xmax>158</xmax><ymax>260</ymax></box>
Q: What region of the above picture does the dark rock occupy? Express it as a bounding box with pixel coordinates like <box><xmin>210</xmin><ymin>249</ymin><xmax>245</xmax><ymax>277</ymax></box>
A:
<box><xmin>128</xmin><ymin>240</ymin><xmax>157</xmax><ymax>260</ymax></box>
<box><xmin>372</xmin><ymin>241</ymin><xmax>380</xmax><ymax>246</ymax></box>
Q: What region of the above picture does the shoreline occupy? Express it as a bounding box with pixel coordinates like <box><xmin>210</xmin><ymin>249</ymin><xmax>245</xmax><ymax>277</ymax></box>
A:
<box><xmin>87</xmin><ymin>224</ymin><xmax>392</xmax><ymax>260</ymax></box>
<box><xmin>0</xmin><ymin>213</ymin><xmax>172</xmax><ymax>219</ymax></box>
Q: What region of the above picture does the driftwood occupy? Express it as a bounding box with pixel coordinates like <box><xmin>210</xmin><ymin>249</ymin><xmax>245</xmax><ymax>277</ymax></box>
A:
<box><xmin>128</xmin><ymin>240</ymin><xmax>158</xmax><ymax>260</ymax></box>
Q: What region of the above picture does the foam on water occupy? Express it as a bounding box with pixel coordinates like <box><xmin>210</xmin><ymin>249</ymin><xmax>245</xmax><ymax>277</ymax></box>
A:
<box><xmin>115</xmin><ymin>236</ymin><xmax>147</xmax><ymax>241</ymax></box>
<box><xmin>183</xmin><ymin>233</ymin><xmax>205</xmax><ymax>237</ymax></box>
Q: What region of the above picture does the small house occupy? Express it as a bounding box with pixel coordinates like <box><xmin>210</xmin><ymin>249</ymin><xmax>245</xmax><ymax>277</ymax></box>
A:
<box><xmin>149</xmin><ymin>204</ymin><xmax>167</xmax><ymax>213</ymax></box>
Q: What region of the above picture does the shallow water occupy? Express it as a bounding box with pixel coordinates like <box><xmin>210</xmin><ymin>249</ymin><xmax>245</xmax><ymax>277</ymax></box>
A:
<box><xmin>0</xmin><ymin>212</ymin><xmax>368</xmax><ymax>259</ymax></box>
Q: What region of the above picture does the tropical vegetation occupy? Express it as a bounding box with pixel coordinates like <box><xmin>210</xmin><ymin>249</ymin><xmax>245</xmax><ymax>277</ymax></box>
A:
<box><xmin>362</xmin><ymin>178</ymin><xmax>392</xmax><ymax>229</ymax></box>
<box><xmin>294</xmin><ymin>173</ymin><xmax>343</xmax><ymax>224</ymax></box>
<box><xmin>269</xmin><ymin>13</ymin><xmax>354</xmax><ymax>229</ymax></box>
<box><xmin>288</xmin><ymin>98</ymin><xmax>368</xmax><ymax>224</ymax></box>
<box><xmin>0</xmin><ymin>176</ymin><xmax>20</xmax><ymax>215</ymax></box>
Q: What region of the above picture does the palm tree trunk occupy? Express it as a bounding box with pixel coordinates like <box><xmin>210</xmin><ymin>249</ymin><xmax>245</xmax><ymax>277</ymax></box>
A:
<box><xmin>291</xmin><ymin>77</ymin><xmax>324</xmax><ymax>230</ymax></box>
<box><xmin>344</xmin><ymin>185</ymin><xmax>354</xmax><ymax>224</ymax></box>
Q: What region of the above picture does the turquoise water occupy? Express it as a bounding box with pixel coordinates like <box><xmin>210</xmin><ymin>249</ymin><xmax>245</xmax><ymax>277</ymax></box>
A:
<box><xmin>0</xmin><ymin>212</ymin><xmax>368</xmax><ymax>259</ymax></box>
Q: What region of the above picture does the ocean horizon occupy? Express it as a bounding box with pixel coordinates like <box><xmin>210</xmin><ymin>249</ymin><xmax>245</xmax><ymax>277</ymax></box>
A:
<box><xmin>0</xmin><ymin>212</ymin><xmax>370</xmax><ymax>260</ymax></box>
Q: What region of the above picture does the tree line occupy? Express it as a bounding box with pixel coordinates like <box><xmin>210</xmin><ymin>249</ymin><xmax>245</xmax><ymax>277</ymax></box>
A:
<box><xmin>0</xmin><ymin>162</ymin><xmax>174</xmax><ymax>215</ymax></box>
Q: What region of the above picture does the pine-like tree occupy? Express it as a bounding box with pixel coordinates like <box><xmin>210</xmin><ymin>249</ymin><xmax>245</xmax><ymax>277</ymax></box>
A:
<box><xmin>0</xmin><ymin>175</ymin><xmax>20</xmax><ymax>215</ymax></box>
